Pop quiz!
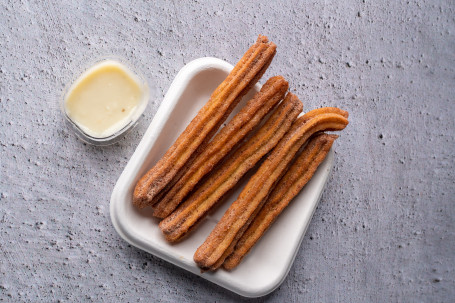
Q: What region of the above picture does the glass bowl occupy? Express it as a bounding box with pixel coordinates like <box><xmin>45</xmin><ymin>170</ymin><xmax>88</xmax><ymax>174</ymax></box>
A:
<box><xmin>61</xmin><ymin>56</ymin><xmax>150</xmax><ymax>146</ymax></box>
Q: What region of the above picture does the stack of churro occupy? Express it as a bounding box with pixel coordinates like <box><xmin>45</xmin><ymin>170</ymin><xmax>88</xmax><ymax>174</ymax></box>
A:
<box><xmin>133</xmin><ymin>35</ymin><xmax>276</xmax><ymax>209</ymax></box>
<box><xmin>159</xmin><ymin>92</ymin><xmax>302</xmax><ymax>242</ymax></box>
<box><xmin>132</xmin><ymin>35</ymin><xmax>350</xmax><ymax>271</ymax></box>
<box><xmin>193</xmin><ymin>108</ymin><xmax>349</xmax><ymax>270</ymax></box>
<box><xmin>153</xmin><ymin>76</ymin><xmax>291</xmax><ymax>219</ymax></box>
<box><xmin>223</xmin><ymin>133</ymin><xmax>339</xmax><ymax>270</ymax></box>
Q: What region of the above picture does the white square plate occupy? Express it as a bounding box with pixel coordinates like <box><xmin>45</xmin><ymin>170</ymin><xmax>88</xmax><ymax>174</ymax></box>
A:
<box><xmin>110</xmin><ymin>57</ymin><xmax>334</xmax><ymax>297</ymax></box>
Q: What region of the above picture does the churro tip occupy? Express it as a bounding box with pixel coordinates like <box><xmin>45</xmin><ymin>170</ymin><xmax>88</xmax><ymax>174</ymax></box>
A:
<box><xmin>269</xmin><ymin>75</ymin><xmax>286</xmax><ymax>82</ymax></box>
<box><xmin>257</xmin><ymin>34</ymin><xmax>269</xmax><ymax>43</ymax></box>
<box><xmin>132</xmin><ymin>195</ymin><xmax>146</xmax><ymax>209</ymax></box>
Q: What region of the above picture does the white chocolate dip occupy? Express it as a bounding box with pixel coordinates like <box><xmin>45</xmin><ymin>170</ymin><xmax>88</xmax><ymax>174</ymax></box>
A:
<box><xmin>64</xmin><ymin>60</ymin><xmax>145</xmax><ymax>138</ymax></box>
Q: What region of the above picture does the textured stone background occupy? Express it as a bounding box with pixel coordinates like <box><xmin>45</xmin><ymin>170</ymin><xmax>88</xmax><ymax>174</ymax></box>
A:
<box><xmin>1</xmin><ymin>0</ymin><xmax>454</xmax><ymax>302</ymax></box>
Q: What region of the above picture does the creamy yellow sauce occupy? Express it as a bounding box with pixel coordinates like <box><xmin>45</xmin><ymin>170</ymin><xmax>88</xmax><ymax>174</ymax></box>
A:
<box><xmin>64</xmin><ymin>60</ymin><xmax>143</xmax><ymax>138</ymax></box>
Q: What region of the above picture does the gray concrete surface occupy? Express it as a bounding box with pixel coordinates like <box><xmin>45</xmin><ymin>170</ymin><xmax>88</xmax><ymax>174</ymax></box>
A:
<box><xmin>1</xmin><ymin>0</ymin><xmax>454</xmax><ymax>302</ymax></box>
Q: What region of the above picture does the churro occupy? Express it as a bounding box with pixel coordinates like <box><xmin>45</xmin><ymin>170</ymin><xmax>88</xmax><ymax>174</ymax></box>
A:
<box><xmin>193</xmin><ymin>109</ymin><xmax>349</xmax><ymax>270</ymax></box>
<box><xmin>152</xmin><ymin>76</ymin><xmax>289</xmax><ymax>218</ymax></box>
<box><xmin>159</xmin><ymin>93</ymin><xmax>303</xmax><ymax>242</ymax></box>
<box><xmin>223</xmin><ymin>133</ymin><xmax>338</xmax><ymax>270</ymax></box>
<box><xmin>300</xmin><ymin>107</ymin><xmax>349</xmax><ymax>123</ymax></box>
<box><xmin>133</xmin><ymin>35</ymin><xmax>277</xmax><ymax>208</ymax></box>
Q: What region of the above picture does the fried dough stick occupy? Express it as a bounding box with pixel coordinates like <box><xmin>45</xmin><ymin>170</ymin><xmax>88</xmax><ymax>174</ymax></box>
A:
<box><xmin>194</xmin><ymin>109</ymin><xmax>349</xmax><ymax>270</ymax></box>
<box><xmin>152</xmin><ymin>76</ymin><xmax>289</xmax><ymax>218</ymax></box>
<box><xmin>159</xmin><ymin>93</ymin><xmax>303</xmax><ymax>242</ymax></box>
<box><xmin>133</xmin><ymin>35</ymin><xmax>277</xmax><ymax>208</ymax></box>
<box><xmin>223</xmin><ymin>133</ymin><xmax>338</xmax><ymax>270</ymax></box>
